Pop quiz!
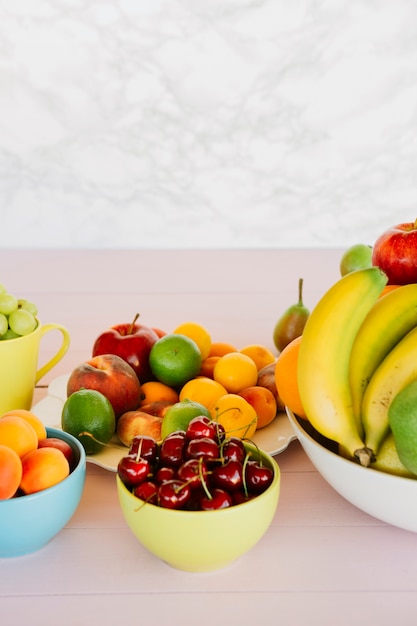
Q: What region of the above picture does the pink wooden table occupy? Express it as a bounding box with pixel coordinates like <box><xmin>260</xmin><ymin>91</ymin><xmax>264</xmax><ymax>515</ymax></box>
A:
<box><xmin>2</xmin><ymin>249</ymin><xmax>417</xmax><ymax>626</ymax></box>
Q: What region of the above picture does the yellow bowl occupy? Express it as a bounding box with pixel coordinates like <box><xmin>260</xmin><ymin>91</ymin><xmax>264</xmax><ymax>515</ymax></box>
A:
<box><xmin>287</xmin><ymin>409</ymin><xmax>417</xmax><ymax>532</ymax></box>
<box><xmin>116</xmin><ymin>443</ymin><xmax>280</xmax><ymax>572</ymax></box>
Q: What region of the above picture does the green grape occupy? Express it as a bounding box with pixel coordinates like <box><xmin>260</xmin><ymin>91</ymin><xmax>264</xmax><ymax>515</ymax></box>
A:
<box><xmin>18</xmin><ymin>298</ymin><xmax>38</xmax><ymax>317</ymax></box>
<box><xmin>0</xmin><ymin>313</ymin><xmax>7</xmax><ymax>336</ymax></box>
<box><xmin>8</xmin><ymin>308</ymin><xmax>37</xmax><ymax>336</ymax></box>
<box><xmin>0</xmin><ymin>293</ymin><xmax>18</xmax><ymax>316</ymax></box>
<box><xmin>0</xmin><ymin>328</ymin><xmax>19</xmax><ymax>340</ymax></box>
<box><xmin>0</xmin><ymin>283</ymin><xmax>7</xmax><ymax>294</ymax></box>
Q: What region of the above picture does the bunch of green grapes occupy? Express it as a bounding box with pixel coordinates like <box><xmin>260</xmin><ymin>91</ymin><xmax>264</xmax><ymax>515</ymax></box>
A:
<box><xmin>0</xmin><ymin>283</ymin><xmax>38</xmax><ymax>340</ymax></box>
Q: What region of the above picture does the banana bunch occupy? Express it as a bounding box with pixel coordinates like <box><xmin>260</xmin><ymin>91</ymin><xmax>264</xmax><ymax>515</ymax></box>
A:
<box><xmin>297</xmin><ymin>267</ymin><xmax>417</xmax><ymax>467</ymax></box>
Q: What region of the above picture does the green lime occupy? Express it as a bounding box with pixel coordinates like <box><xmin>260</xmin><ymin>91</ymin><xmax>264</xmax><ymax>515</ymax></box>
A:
<box><xmin>62</xmin><ymin>389</ymin><xmax>116</xmax><ymax>455</ymax></box>
<box><xmin>161</xmin><ymin>399</ymin><xmax>211</xmax><ymax>439</ymax></box>
<box><xmin>149</xmin><ymin>333</ymin><xmax>202</xmax><ymax>388</ymax></box>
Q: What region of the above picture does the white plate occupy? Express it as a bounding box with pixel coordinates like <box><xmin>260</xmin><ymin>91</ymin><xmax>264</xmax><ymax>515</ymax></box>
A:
<box><xmin>33</xmin><ymin>374</ymin><xmax>297</xmax><ymax>472</ymax></box>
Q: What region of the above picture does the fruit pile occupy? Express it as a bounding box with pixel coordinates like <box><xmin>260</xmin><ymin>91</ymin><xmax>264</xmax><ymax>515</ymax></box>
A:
<box><xmin>63</xmin><ymin>319</ymin><xmax>285</xmax><ymax>454</ymax></box>
<box><xmin>0</xmin><ymin>409</ymin><xmax>73</xmax><ymax>500</ymax></box>
<box><xmin>283</xmin><ymin>264</ymin><xmax>417</xmax><ymax>477</ymax></box>
<box><xmin>0</xmin><ymin>283</ymin><xmax>38</xmax><ymax>339</ymax></box>
<box><xmin>117</xmin><ymin>415</ymin><xmax>274</xmax><ymax>510</ymax></box>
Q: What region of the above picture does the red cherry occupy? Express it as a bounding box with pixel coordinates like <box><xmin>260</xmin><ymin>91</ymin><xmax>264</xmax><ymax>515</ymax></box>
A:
<box><xmin>160</xmin><ymin>431</ymin><xmax>187</xmax><ymax>467</ymax></box>
<box><xmin>212</xmin><ymin>459</ymin><xmax>243</xmax><ymax>491</ymax></box>
<box><xmin>185</xmin><ymin>437</ymin><xmax>219</xmax><ymax>463</ymax></box>
<box><xmin>155</xmin><ymin>465</ymin><xmax>177</xmax><ymax>484</ymax></box>
<box><xmin>221</xmin><ymin>437</ymin><xmax>246</xmax><ymax>463</ymax></box>
<box><xmin>158</xmin><ymin>479</ymin><xmax>191</xmax><ymax>509</ymax></box>
<box><xmin>185</xmin><ymin>416</ymin><xmax>217</xmax><ymax>441</ymax></box>
<box><xmin>244</xmin><ymin>460</ymin><xmax>273</xmax><ymax>494</ymax></box>
<box><xmin>199</xmin><ymin>488</ymin><xmax>232</xmax><ymax>510</ymax></box>
<box><xmin>133</xmin><ymin>480</ymin><xmax>158</xmax><ymax>504</ymax></box>
<box><xmin>177</xmin><ymin>458</ymin><xmax>208</xmax><ymax>490</ymax></box>
<box><xmin>128</xmin><ymin>436</ymin><xmax>159</xmax><ymax>464</ymax></box>
<box><xmin>117</xmin><ymin>455</ymin><xmax>151</xmax><ymax>488</ymax></box>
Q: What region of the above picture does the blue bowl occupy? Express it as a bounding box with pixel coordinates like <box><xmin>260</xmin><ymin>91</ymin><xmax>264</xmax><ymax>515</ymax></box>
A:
<box><xmin>0</xmin><ymin>427</ymin><xmax>86</xmax><ymax>558</ymax></box>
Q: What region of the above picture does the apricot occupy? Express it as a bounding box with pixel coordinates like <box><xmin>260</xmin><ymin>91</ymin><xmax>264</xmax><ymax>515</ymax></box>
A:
<box><xmin>199</xmin><ymin>355</ymin><xmax>220</xmax><ymax>379</ymax></box>
<box><xmin>0</xmin><ymin>444</ymin><xmax>23</xmax><ymax>499</ymax></box>
<box><xmin>1</xmin><ymin>409</ymin><xmax>47</xmax><ymax>440</ymax></box>
<box><xmin>238</xmin><ymin>386</ymin><xmax>278</xmax><ymax>430</ymax></box>
<box><xmin>0</xmin><ymin>415</ymin><xmax>38</xmax><ymax>458</ymax></box>
<box><xmin>139</xmin><ymin>381</ymin><xmax>179</xmax><ymax>406</ymax></box>
<box><xmin>20</xmin><ymin>447</ymin><xmax>70</xmax><ymax>494</ymax></box>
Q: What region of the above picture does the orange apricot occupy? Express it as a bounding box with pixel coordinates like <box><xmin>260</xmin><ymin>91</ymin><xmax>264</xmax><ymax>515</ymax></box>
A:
<box><xmin>0</xmin><ymin>415</ymin><xmax>38</xmax><ymax>458</ymax></box>
<box><xmin>238</xmin><ymin>386</ymin><xmax>278</xmax><ymax>429</ymax></box>
<box><xmin>208</xmin><ymin>342</ymin><xmax>237</xmax><ymax>357</ymax></box>
<box><xmin>199</xmin><ymin>355</ymin><xmax>221</xmax><ymax>379</ymax></box>
<box><xmin>20</xmin><ymin>447</ymin><xmax>70</xmax><ymax>495</ymax></box>
<box><xmin>0</xmin><ymin>444</ymin><xmax>23</xmax><ymax>500</ymax></box>
<box><xmin>138</xmin><ymin>381</ymin><xmax>179</xmax><ymax>406</ymax></box>
<box><xmin>1</xmin><ymin>409</ymin><xmax>47</xmax><ymax>440</ymax></box>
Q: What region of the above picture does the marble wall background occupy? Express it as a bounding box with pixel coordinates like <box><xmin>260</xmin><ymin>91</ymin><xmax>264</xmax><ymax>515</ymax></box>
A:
<box><xmin>1</xmin><ymin>0</ymin><xmax>416</xmax><ymax>249</ymax></box>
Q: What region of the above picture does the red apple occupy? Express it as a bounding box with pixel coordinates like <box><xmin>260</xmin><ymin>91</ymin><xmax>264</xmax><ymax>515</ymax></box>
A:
<box><xmin>67</xmin><ymin>354</ymin><xmax>142</xmax><ymax>419</ymax></box>
<box><xmin>92</xmin><ymin>315</ymin><xmax>161</xmax><ymax>383</ymax></box>
<box><xmin>372</xmin><ymin>220</ymin><xmax>417</xmax><ymax>285</ymax></box>
<box><xmin>38</xmin><ymin>437</ymin><xmax>74</xmax><ymax>468</ymax></box>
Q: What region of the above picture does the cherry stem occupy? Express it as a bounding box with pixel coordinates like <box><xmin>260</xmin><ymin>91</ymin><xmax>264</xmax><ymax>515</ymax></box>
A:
<box><xmin>128</xmin><ymin>313</ymin><xmax>140</xmax><ymax>334</ymax></box>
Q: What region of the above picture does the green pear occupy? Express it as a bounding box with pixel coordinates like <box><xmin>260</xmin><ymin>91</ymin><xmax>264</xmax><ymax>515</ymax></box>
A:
<box><xmin>371</xmin><ymin>432</ymin><xmax>415</xmax><ymax>479</ymax></box>
<box><xmin>339</xmin><ymin>243</ymin><xmax>373</xmax><ymax>276</ymax></box>
<box><xmin>388</xmin><ymin>380</ymin><xmax>417</xmax><ymax>476</ymax></box>
<box><xmin>273</xmin><ymin>278</ymin><xmax>309</xmax><ymax>353</ymax></box>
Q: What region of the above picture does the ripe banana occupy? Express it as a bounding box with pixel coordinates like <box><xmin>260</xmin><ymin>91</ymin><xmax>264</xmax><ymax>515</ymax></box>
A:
<box><xmin>297</xmin><ymin>266</ymin><xmax>387</xmax><ymax>465</ymax></box>
<box><xmin>361</xmin><ymin>324</ymin><xmax>417</xmax><ymax>455</ymax></box>
<box><xmin>349</xmin><ymin>283</ymin><xmax>417</xmax><ymax>421</ymax></box>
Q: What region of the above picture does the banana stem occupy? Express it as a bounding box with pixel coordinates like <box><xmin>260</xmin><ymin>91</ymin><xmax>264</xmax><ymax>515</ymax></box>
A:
<box><xmin>354</xmin><ymin>447</ymin><xmax>375</xmax><ymax>467</ymax></box>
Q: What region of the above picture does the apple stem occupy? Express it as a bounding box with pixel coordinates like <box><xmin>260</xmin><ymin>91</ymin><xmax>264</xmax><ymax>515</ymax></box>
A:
<box><xmin>128</xmin><ymin>313</ymin><xmax>140</xmax><ymax>335</ymax></box>
<box><xmin>298</xmin><ymin>278</ymin><xmax>304</xmax><ymax>305</ymax></box>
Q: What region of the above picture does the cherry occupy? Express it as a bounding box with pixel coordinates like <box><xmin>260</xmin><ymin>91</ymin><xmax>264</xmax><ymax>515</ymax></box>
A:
<box><xmin>244</xmin><ymin>460</ymin><xmax>273</xmax><ymax>494</ymax></box>
<box><xmin>199</xmin><ymin>488</ymin><xmax>232</xmax><ymax>510</ymax></box>
<box><xmin>185</xmin><ymin>416</ymin><xmax>218</xmax><ymax>441</ymax></box>
<box><xmin>155</xmin><ymin>465</ymin><xmax>177</xmax><ymax>484</ymax></box>
<box><xmin>186</xmin><ymin>437</ymin><xmax>219</xmax><ymax>463</ymax></box>
<box><xmin>133</xmin><ymin>480</ymin><xmax>158</xmax><ymax>504</ymax></box>
<box><xmin>160</xmin><ymin>431</ymin><xmax>187</xmax><ymax>467</ymax></box>
<box><xmin>128</xmin><ymin>436</ymin><xmax>159</xmax><ymax>464</ymax></box>
<box><xmin>158</xmin><ymin>479</ymin><xmax>191</xmax><ymax>509</ymax></box>
<box><xmin>232</xmin><ymin>490</ymin><xmax>256</xmax><ymax>505</ymax></box>
<box><xmin>221</xmin><ymin>437</ymin><xmax>246</xmax><ymax>463</ymax></box>
<box><xmin>117</xmin><ymin>455</ymin><xmax>151</xmax><ymax>488</ymax></box>
<box><xmin>212</xmin><ymin>459</ymin><xmax>243</xmax><ymax>491</ymax></box>
<box><xmin>177</xmin><ymin>458</ymin><xmax>208</xmax><ymax>490</ymax></box>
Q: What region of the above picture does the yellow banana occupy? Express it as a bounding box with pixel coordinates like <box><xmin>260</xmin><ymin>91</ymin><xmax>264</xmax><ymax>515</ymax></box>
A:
<box><xmin>361</xmin><ymin>324</ymin><xmax>417</xmax><ymax>455</ymax></box>
<box><xmin>297</xmin><ymin>266</ymin><xmax>387</xmax><ymax>466</ymax></box>
<box><xmin>349</xmin><ymin>283</ymin><xmax>417</xmax><ymax>421</ymax></box>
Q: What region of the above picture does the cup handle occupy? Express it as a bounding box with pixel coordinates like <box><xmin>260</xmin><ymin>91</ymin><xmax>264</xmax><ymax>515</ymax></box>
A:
<box><xmin>35</xmin><ymin>323</ymin><xmax>71</xmax><ymax>384</ymax></box>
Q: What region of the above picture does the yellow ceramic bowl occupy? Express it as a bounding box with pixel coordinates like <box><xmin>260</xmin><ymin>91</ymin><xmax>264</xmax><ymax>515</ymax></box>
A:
<box><xmin>287</xmin><ymin>409</ymin><xmax>417</xmax><ymax>533</ymax></box>
<box><xmin>116</xmin><ymin>443</ymin><xmax>280</xmax><ymax>572</ymax></box>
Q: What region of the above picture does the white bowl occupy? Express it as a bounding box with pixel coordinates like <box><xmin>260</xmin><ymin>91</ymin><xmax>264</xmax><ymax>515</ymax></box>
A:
<box><xmin>286</xmin><ymin>409</ymin><xmax>417</xmax><ymax>533</ymax></box>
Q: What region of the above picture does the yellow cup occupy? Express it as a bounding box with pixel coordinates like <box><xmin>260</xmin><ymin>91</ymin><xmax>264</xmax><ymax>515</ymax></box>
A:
<box><xmin>0</xmin><ymin>320</ymin><xmax>70</xmax><ymax>415</ymax></box>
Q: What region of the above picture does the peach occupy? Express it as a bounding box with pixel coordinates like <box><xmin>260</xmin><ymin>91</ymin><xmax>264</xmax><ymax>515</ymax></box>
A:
<box><xmin>238</xmin><ymin>386</ymin><xmax>278</xmax><ymax>430</ymax></box>
<box><xmin>139</xmin><ymin>401</ymin><xmax>174</xmax><ymax>418</ymax></box>
<box><xmin>0</xmin><ymin>415</ymin><xmax>38</xmax><ymax>458</ymax></box>
<box><xmin>117</xmin><ymin>410</ymin><xmax>163</xmax><ymax>447</ymax></box>
<box><xmin>20</xmin><ymin>447</ymin><xmax>70</xmax><ymax>495</ymax></box>
<box><xmin>0</xmin><ymin>444</ymin><xmax>22</xmax><ymax>500</ymax></box>
<box><xmin>67</xmin><ymin>354</ymin><xmax>142</xmax><ymax>419</ymax></box>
